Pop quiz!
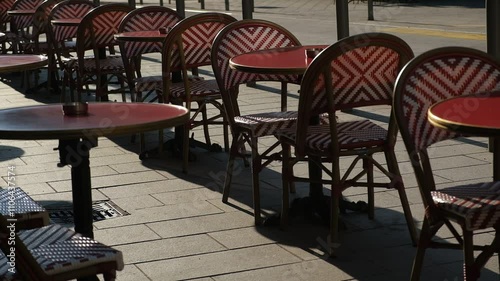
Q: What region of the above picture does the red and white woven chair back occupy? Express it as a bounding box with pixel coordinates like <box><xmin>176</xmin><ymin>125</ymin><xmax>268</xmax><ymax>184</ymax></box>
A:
<box><xmin>394</xmin><ymin>47</ymin><xmax>500</xmax><ymax>152</ymax></box>
<box><xmin>212</xmin><ymin>19</ymin><xmax>301</xmax><ymax>94</ymax></box>
<box><xmin>50</xmin><ymin>0</ymin><xmax>95</xmax><ymax>43</ymax></box>
<box><xmin>0</xmin><ymin>0</ymin><xmax>15</xmax><ymax>28</ymax></box>
<box><xmin>33</xmin><ymin>0</ymin><xmax>58</xmax><ymax>35</ymax></box>
<box><xmin>119</xmin><ymin>6</ymin><xmax>181</xmax><ymax>58</ymax></box>
<box><xmin>164</xmin><ymin>13</ymin><xmax>236</xmax><ymax>72</ymax></box>
<box><xmin>9</xmin><ymin>0</ymin><xmax>43</xmax><ymax>30</ymax></box>
<box><xmin>77</xmin><ymin>4</ymin><xmax>132</xmax><ymax>51</ymax></box>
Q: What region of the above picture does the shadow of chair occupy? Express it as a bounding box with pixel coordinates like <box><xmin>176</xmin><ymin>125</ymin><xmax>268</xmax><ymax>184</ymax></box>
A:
<box><xmin>277</xmin><ymin>33</ymin><xmax>418</xmax><ymax>255</ymax></box>
<box><xmin>161</xmin><ymin>12</ymin><xmax>236</xmax><ymax>173</ymax></box>
<box><xmin>75</xmin><ymin>3</ymin><xmax>132</xmax><ymax>101</ymax></box>
<box><xmin>393</xmin><ymin>46</ymin><xmax>500</xmax><ymax>281</ymax></box>
<box><xmin>211</xmin><ymin>19</ymin><xmax>302</xmax><ymax>224</ymax></box>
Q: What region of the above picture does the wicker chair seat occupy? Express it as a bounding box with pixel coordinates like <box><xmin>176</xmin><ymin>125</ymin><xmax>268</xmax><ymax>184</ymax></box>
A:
<box><xmin>18</xmin><ymin>224</ymin><xmax>123</xmax><ymax>277</ymax></box>
<box><xmin>235</xmin><ymin>111</ymin><xmax>298</xmax><ymax>137</ymax></box>
<box><xmin>278</xmin><ymin>119</ymin><xmax>387</xmax><ymax>152</ymax></box>
<box><xmin>0</xmin><ymin>187</ymin><xmax>49</xmax><ymax>228</ymax></box>
<box><xmin>136</xmin><ymin>74</ymin><xmax>204</xmax><ymax>93</ymax></box>
<box><xmin>169</xmin><ymin>79</ymin><xmax>220</xmax><ymax>99</ymax></box>
<box><xmin>431</xmin><ymin>182</ymin><xmax>500</xmax><ymax>231</ymax></box>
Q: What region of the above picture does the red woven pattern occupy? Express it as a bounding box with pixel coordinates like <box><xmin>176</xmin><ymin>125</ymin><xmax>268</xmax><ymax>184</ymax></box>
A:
<box><xmin>0</xmin><ymin>0</ymin><xmax>14</xmax><ymax>26</ymax></box>
<box><xmin>432</xmin><ymin>181</ymin><xmax>500</xmax><ymax>231</ymax></box>
<box><xmin>51</xmin><ymin>2</ymin><xmax>95</xmax><ymax>42</ymax></box>
<box><xmin>81</xmin><ymin>10</ymin><xmax>128</xmax><ymax>49</ymax></box>
<box><xmin>213</xmin><ymin>24</ymin><xmax>300</xmax><ymax>94</ymax></box>
<box><xmin>120</xmin><ymin>10</ymin><xmax>180</xmax><ymax>57</ymax></box>
<box><xmin>400</xmin><ymin>56</ymin><xmax>500</xmax><ymax>151</ymax></box>
<box><xmin>235</xmin><ymin>111</ymin><xmax>298</xmax><ymax>137</ymax></box>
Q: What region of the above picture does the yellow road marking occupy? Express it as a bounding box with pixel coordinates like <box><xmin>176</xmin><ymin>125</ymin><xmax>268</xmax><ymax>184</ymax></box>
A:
<box><xmin>382</xmin><ymin>27</ymin><xmax>485</xmax><ymax>41</ymax></box>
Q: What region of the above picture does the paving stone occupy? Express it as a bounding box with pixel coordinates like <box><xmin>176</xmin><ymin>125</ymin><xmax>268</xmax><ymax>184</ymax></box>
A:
<box><xmin>94</xmin><ymin>201</ymin><xmax>223</xmax><ymax>229</ymax></box>
<box><xmin>147</xmin><ymin>212</ymin><xmax>255</xmax><ymax>238</ymax></box>
<box><xmin>151</xmin><ymin>187</ymin><xmax>221</xmax><ymax>206</ymax></box>
<box><xmin>111</xmin><ymin>194</ymin><xmax>164</xmax><ymax>210</ymax></box>
<box><xmin>94</xmin><ymin>224</ymin><xmax>161</xmax><ymax>246</ymax></box>
<box><xmin>100</xmin><ymin>178</ymin><xmax>203</xmax><ymax>199</ymax></box>
<box><xmin>137</xmin><ymin>244</ymin><xmax>301</xmax><ymax>280</ymax></box>
<box><xmin>115</xmin><ymin>234</ymin><xmax>225</xmax><ymax>264</ymax></box>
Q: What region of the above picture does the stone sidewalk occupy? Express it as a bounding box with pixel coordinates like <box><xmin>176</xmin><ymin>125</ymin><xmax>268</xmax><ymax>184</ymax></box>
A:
<box><xmin>1</xmin><ymin>0</ymin><xmax>498</xmax><ymax>280</ymax></box>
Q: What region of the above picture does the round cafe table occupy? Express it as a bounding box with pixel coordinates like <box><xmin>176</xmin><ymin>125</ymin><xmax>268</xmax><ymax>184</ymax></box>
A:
<box><xmin>0</xmin><ymin>102</ymin><xmax>189</xmax><ymax>239</ymax></box>
<box><xmin>0</xmin><ymin>54</ymin><xmax>48</xmax><ymax>73</ymax></box>
<box><xmin>428</xmin><ymin>91</ymin><xmax>500</xmax><ymax>181</ymax></box>
<box><xmin>114</xmin><ymin>30</ymin><xmax>167</xmax><ymax>42</ymax></box>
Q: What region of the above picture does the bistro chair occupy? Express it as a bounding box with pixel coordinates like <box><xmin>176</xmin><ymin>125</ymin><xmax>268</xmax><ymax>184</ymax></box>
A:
<box><xmin>0</xmin><ymin>188</ymin><xmax>124</xmax><ymax>281</ymax></box>
<box><xmin>393</xmin><ymin>47</ymin><xmax>500</xmax><ymax>281</ymax></box>
<box><xmin>48</xmin><ymin>0</ymin><xmax>97</xmax><ymax>101</ymax></box>
<box><xmin>211</xmin><ymin>19</ymin><xmax>302</xmax><ymax>224</ymax></box>
<box><xmin>276</xmin><ymin>33</ymin><xmax>418</xmax><ymax>253</ymax></box>
<box><xmin>0</xmin><ymin>0</ymin><xmax>17</xmax><ymax>53</ymax></box>
<box><xmin>161</xmin><ymin>12</ymin><xmax>236</xmax><ymax>173</ymax></box>
<box><xmin>75</xmin><ymin>3</ymin><xmax>132</xmax><ymax>101</ymax></box>
<box><xmin>118</xmin><ymin>6</ymin><xmax>182</xmax><ymax>103</ymax></box>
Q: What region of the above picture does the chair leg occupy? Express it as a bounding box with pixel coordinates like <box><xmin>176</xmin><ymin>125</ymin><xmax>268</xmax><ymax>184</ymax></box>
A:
<box><xmin>200</xmin><ymin>102</ymin><xmax>211</xmax><ymax>146</ymax></box>
<box><xmin>222</xmin><ymin>134</ymin><xmax>239</xmax><ymax>203</ymax></box>
<box><xmin>250</xmin><ymin>136</ymin><xmax>262</xmax><ymax>225</ymax></box>
<box><xmin>410</xmin><ymin>217</ymin><xmax>430</xmax><ymax>281</ymax></box>
<box><xmin>463</xmin><ymin>230</ymin><xmax>480</xmax><ymax>281</ymax></box>
<box><xmin>280</xmin><ymin>141</ymin><xmax>291</xmax><ymax>229</ymax></box>
<box><xmin>365</xmin><ymin>157</ymin><xmax>375</xmax><ymax>220</ymax></box>
<box><xmin>329</xmin><ymin>181</ymin><xmax>340</xmax><ymax>257</ymax></box>
<box><xmin>182</xmin><ymin>122</ymin><xmax>189</xmax><ymax>174</ymax></box>
<box><xmin>103</xmin><ymin>270</ymin><xmax>117</xmax><ymax>281</ymax></box>
<box><xmin>386</xmin><ymin>150</ymin><xmax>418</xmax><ymax>246</ymax></box>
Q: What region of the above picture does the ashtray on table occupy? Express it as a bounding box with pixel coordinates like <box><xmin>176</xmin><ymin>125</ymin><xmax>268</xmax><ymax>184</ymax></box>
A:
<box><xmin>62</xmin><ymin>102</ymin><xmax>88</xmax><ymax>116</ymax></box>
<box><xmin>305</xmin><ymin>48</ymin><xmax>323</xmax><ymax>58</ymax></box>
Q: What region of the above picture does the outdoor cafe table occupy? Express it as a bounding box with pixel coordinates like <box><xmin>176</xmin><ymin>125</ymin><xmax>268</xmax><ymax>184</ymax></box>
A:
<box><xmin>114</xmin><ymin>30</ymin><xmax>167</xmax><ymax>42</ymax></box>
<box><xmin>428</xmin><ymin>91</ymin><xmax>500</xmax><ymax>181</ymax></box>
<box><xmin>229</xmin><ymin>45</ymin><xmax>349</xmax><ymax>218</ymax></box>
<box><xmin>0</xmin><ymin>102</ymin><xmax>189</xmax><ymax>239</ymax></box>
<box><xmin>0</xmin><ymin>54</ymin><xmax>47</xmax><ymax>73</ymax></box>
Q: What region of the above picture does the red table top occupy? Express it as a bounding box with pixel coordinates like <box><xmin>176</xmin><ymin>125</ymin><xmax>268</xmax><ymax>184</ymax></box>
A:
<box><xmin>51</xmin><ymin>18</ymin><xmax>82</xmax><ymax>26</ymax></box>
<box><xmin>0</xmin><ymin>55</ymin><xmax>48</xmax><ymax>73</ymax></box>
<box><xmin>428</xmin><ymin>91</ymin><xmax>500</xmax><ymax>136</ymax></box>
<box><xmin>229</xmin><ymin>45</ymin><xmax>328</xmax><ymax>75</ymax></box>
<box><xmin>0</xmin><ymin>103</ymin><xmax>189</xmax><ymax>140</ymax></box>
<box><xmin>114</xmin><ymin>31</ymin><xmax>167</xmax><ymax>42</ymax></box>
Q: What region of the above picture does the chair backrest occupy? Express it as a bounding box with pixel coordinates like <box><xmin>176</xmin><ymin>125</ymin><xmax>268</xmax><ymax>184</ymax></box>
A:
<box><xmin>295</xmin><ymin>33</ymin><xmax>414</xmax><ymax>157</ymax></box>
<box><xmin>32</xmin><ymin>0</ymin><xmax>60</xmax><ymax>39</ymax></box>
<box><xmin>393</xmin><ymin>47</ymin><xmax>500</xmax><ymax>208</ymax></box>
<box><xmin>211</xmin><ymin>19</ymin><xmax>301</xmax><ymax>121</ymax></box>
<box><xmin>76</xmin><ymin>3</ymin><xmax>132</xmax><ymax>57</ymax></box>
<box><xmin>49</xmin><ymin>0</ymin><xmax>96</xmax><ymax>44</ymax></box>
<box><xmin>161</xmin><ymin>12</ymin><xmax>237</xmax><ymax>101</ymax></box>
<box><xmin>118</xmin><ymin>6</ymin><xmax>181</xmax><ymax>58</ymax></box>
<box><xmin>0</xmin><ymin>0</ymin><xmax>15</xmax><ymax>32</ymax></box>
<box><xmin>9</xmin><ymin>0</ymin><xmax>43</xmax><ymax>31</ymax></box>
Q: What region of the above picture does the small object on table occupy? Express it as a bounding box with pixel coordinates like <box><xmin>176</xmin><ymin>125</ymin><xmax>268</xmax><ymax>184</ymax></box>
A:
<box><xmin>158</xmin><ymin>27</ymin><xmax>170</xmax><ymax>34</ymax></box>
<box><xmin>305</xmin><ymin>48</ymin><xmax>323</xmax><ymax>58</ymax></box>
<box><xmin>62</xmin><ymin>102</ymin><xmax>88</xmax><ymax>116</ymax></box>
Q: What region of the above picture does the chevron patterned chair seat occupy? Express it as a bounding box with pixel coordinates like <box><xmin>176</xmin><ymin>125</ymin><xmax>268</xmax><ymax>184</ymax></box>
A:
<box><xmin>212</xmin><ymin>19</ymin><xmax>305</xmax><ymax>224</ymax></box>
<box><xmin>278</xmin><ymin>119</ymin><xmax>387</xmax><ymax>154</ymax></box>
<box><xmin>136</xmin><ymin>74</ymin><xmax>203</xmax><ymax>101</ymax></box>
<box><xmin>14</xmin><ymin>224</ymin><xmax>124</xmax><ymax>281</ymax></box>
<box><xmin>0</xmin><ymin>188</ymin><xmax>124</xmax><ymax>280</ymax></box>
<box><xmin>393</xmin><ymin>47</ymin><xmax>500</xmax><ymax>281</ymax></box>
<box><xmin>75</xmin><ymin>3</ymin><xmax>132</xmax><ymax>102</ymax></box>
<box><xmin>0</xmin><ymin>187</ymin><xmax>49</xmax><ymax>230</ymax></box>
<box><xmin>162</xmin><ymin>12</ymin><xmax>237</xmax><ymax>173</ymax></box>
<box><xmin>277</xmin><ymin>33</ymin><xmax>418</xmax><ymax>255</ymax></box>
